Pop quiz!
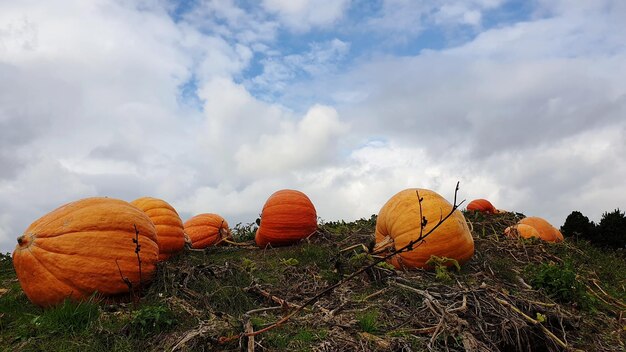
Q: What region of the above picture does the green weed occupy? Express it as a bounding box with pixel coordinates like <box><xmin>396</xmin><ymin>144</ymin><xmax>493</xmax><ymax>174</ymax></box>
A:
<box><xmin>526</xmin><ymin>261</ymin><xmax>596</xmax><ymax>310</ymax></box>
<box><xmin>128</xmin><ymin>303</ymin><xmax>176</xmax><ymax>336</ymax></box>
<box><xmin>231</xmin><ymin>222</ymin><xmax>258</xmax><ymax>242</ymax></box>
<box><xmin>357</xmin><ymin>309</ymin><xmax>380</xmax><ymax>334</ymax></box>
<box><xmin>426</xmin><ymin>255</ymin><xmax>460</xmax><ymax>282</ymax></box>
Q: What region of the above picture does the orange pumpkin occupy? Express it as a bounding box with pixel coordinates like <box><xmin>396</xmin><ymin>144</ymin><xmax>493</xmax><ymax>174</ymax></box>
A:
<box><xmin>12</xmin><ymin>197</ymin><xmax>159</xmax><ymax>307</ymax></box>
<box><xmin>517</xmin><ymin>216</ymin><xmax>564</xmax><ymax>243</ymax></box>
<box><xmin>131</xmin><ymin>197</ymin><xmax>185</xmax><ymax>261</ymax></box>
<box><xmin>466</xmin><ymin>199</ymin><xmax>497</xmax><ymax>214</ymax></box>
<box><xmin>184</xmin><ymin>213</ymin><xmax>231</xmax><ymax>249</ymax></box>
<box><xmin>255</xmin><ymin>189</ymin><xmax>318</xmax><ymax>248</ymax></box>
<box><xmin>374</xmin><ymin>188</ymin><xmax>474</xmax><ymax>269</ymax></box>
<box><xmin>504</xmin><ymin>223</ymin><xmax>541</xmax><ymax>240</ymax></box>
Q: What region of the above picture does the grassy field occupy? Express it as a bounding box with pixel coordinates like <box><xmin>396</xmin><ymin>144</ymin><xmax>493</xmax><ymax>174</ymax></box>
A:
<box><xmin>1</xmin><ymin>212</ymin><xmax>625</xmax><ymax>351</ymax></box>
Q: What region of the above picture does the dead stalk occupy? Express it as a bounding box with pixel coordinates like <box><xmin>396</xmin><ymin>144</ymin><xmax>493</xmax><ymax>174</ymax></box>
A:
<box><xmin>133</xmin><ymin>224</ymin><xmax>143</xmax><ymax>298</ymax></box>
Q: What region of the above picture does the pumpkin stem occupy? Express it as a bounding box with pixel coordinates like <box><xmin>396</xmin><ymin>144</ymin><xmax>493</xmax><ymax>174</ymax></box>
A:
<box><xmin>17</xmin><ymin>236</ymin><xmax>24</xmax><ymax>246</ymax></box>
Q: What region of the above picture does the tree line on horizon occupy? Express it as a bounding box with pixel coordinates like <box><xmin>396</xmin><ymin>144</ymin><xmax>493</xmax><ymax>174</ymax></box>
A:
<box><xmin>560</xmin><ymin>208</ymin><xmax>626</xmax><ymax>249</ymax></box>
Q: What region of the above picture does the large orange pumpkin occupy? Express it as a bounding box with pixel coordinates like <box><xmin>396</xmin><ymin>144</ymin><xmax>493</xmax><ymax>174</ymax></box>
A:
<box><xmin>131</xmin><ymin>197</ymin><xmax>185</xmax><ymax>261</ymax></box>
<box><xmin>184</xmin><ymin>213</ymin><xmax>231</xmax><ymax>249</ymax></box>
<box><xmin>12</xmin><ymin>197</ymin><xmax>159</xmax><ymax>307</ymax></box>
<box><xmin>466</xmin><ymin>199</ymin><xmax>497</xmax><ymax>214</ymax></box>
<box><xmin>504</xmin><ymin>223</ymin><xmax>541</xmax><ymax>240</ymax></box>
<box><xmin>255</xmin><ymin>189</ymin><xmax>318</xmax><ymax>248</ymax></box>
<box><xmin>374</xmin><ymin>188</ymin><xmax>474</xmax><ymax>269</ymax></box>
<box><xmin>517</xmin><ymin>216</ymin><xmax>564</xmax><ymax>243</ymax></box>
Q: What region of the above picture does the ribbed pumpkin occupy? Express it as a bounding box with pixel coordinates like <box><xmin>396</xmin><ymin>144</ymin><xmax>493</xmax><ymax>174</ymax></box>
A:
<box><xmin>517</xmin><ymin>216</ymin><xmax>564</xmax><ymax>243</ymax></box>
<box><xmin>374</xmin><ymin>188</ymin><xmax>474</xmax><ymax>269</ymax></box>
<box><xmin>131</xmin><ymin>197</ymin><xmax>185</xmax><ymax>261</ymax></box>
<box><xmin>184</xmin><ymin>213</ymin><xmax>231</xmax><ymax>249</ymax></box>
<box><xmin>466</xmin><ymin>199</ymin><xmax>497</xmax><ymax>214</ymax></box>
<box><xmin>255</xmin><ymin>189</ymin><xmax>317</xmax><ymax>248</ymax></box>
<box><xmin>504</xmin><ymin>223</ymin><xmax>541</xmax><ymax>240</ymax></box>
<box><xmin>12</xmin><ymin>197</ymin><xmax>159</xmax><ymax>307</ymax></box>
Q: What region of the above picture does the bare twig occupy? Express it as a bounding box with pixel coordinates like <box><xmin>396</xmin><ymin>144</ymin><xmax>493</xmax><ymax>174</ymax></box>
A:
<box><xmin>171</xmin><ymin>322</ymin><xmax>214</xmax><ymax>351</ymax></box>
<box><xmin>494</xmin><ymin>296</ymin><xmax>583</xmax><ymax>351</ymax></box>
<box><xmin>246</xmin><ymin>285</ymin><xmax>303</xmax><ymax>310</ymax></box>
<box><xmin>244</xmin><ymin>306</ymin><xmax>283</xmax><ymax>315</ymax></box>
<box><xmin>357</xmin><ymin>287</ymin><xmax>388</xmax><ymax>302</ymax></box>
<box><xmin>221</xmin><ymin>239</ymin><xmax>256</xmax><ymax>247</ymax></box>
<box><xmin>132</xmin><ymin>224</ymin><xmax>143</xmax><ymax>298</ymax></box>
<box><xmin>244</xmin><ymin>316</ymin><xmax>255</xmax><ymax>352</ymax></box>
<box><xmin>115</xmin><ymin>259</ymin><xmax>133</xmax><ymax>302</ymax></box>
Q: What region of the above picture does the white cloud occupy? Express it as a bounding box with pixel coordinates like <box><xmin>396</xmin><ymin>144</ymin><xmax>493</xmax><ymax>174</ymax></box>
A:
<box><xmin>366</xmin><ymin>0</ymin><xmax>504</xmax><ymax>39</ymax></box>
<box><xmin>249</xmin><ymin>38</ymin><xmax>350</xmax><ymax>97</ymax></box>
<box><xmin>0</xmin><ymin>157</ymin><xmax>96</xmax><ymax>251</ymax></box>
<box><xmin>181</xmin><ymin>0</ymin><xmax>279</xmax><ymax>44</ymax></box>
<box><xmin>0</xmin><ymin>214</ymin><xmax>14</xmax><ymax>253</ymax></box>
<box><xmin>435</xmin><ymin>5</ymin><xmax>481</xmax><ymax>26</ymax></box>
<box><xmin>261</xmin><ymin>0</ymin><xmax>351</xmax><ymax>31</ymax></box>
<box><xmin>235</xmin><ymin>104</ymin><xmax>348</xmax><ymax>175</ymax></box>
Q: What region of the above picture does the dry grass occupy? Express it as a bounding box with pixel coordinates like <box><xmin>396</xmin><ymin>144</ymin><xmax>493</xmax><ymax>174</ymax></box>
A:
<box><xmin>1</xmin><ymin>212</ymin><xmax>625</xmax><ymax>351</ymax></box>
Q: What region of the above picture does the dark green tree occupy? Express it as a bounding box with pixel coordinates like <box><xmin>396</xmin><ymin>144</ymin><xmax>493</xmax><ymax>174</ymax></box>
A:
<box><xmin>596</xmin><ymin>208</ymin><xmax>626</xmax><ymax>249</ymax></box>
<box><xmin>560</xmin><ymin>211</ymin><xmax>596</xmax><ymax>241</ymax></box>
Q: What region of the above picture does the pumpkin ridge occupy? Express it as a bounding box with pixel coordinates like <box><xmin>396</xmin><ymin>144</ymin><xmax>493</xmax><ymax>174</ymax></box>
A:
<box><xmin>28</xmin><ymin>199</ymin><xmax>125</xmax><ymax>235</ymax></box>
<box><xmin>22</xmin><ymin>226</ymin><xmax>152</xmax><ymax>241</ymax></box>
<box><xmin>134</xmin><ymin>199</ymin><xmax>177</xmax><ymax>212</ymax></box>
<box><xmin>13</xmin><ymin>251</ymin><xmax>81</xmax><ymax>306</ymax></box>
<box><xmin>144</xmin><ymin>206</ymin><xmax>179</xmax><ymax>215</ymax></box>
<box><xmin>30</xmin><ymin>240</ymin><xmax>145</xmax><ymax>261</ymax></box>
<box><xmin>23</xmin><ymin>247</ymin><xmax>90</xmax><ymax>297</ymax></box>
<box><xmin>29</xmin><ymin>245</ymin><xmax>148</xmax><ymax>294</ymax></box>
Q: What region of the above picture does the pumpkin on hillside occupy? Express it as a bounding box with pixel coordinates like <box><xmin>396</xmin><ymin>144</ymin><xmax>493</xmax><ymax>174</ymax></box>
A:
<box><xmin>515</xmin><ymin>216</ymin><xmax>564</xmax><ymax>243</ymax></box>
<box><xmin>504</xmin><ymin>223</ymin><xmax>541</xmax><ymax>240</ymax></box>
<box><xmin>184</xmin><ymin>213</ymin><xmax>231</xmax><ymax>249</ymax></box>
<box><xmin>374</xmin><ymin>188</ymin><xmax>474</xmax><ymax>269</ymax></box>
<box><xmin>131</xmin><ymin>196</ymin><xmax>185</xmax><ymax>261</ymax></box>
<box><xmin>12</xmin><ymin>197</ymin><xmax>159</xmax><ymax>307</ymax></box>
<box><xmin>255</xmin><ymin>189</ymin><xmax>318</xmax><ymax>248</ymax></box>
<box><xmin>466</xmin><ymin>199</ymin><xmax>498</xmax><ymax>214</ymax></box>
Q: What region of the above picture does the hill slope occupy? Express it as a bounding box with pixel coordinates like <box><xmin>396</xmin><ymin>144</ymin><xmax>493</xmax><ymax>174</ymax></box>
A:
<box><xmin>1</xmin><ymin>212</ymin><xmax>625</xmax><ymax>351</ymax></box>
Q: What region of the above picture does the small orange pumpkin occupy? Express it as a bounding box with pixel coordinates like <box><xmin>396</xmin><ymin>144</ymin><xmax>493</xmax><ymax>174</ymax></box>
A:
<box><xmin>466</xmin><ymin>199</ymin><xmax>497</xmax><ymax>214</ymax></box>
<box><xmin>504</xmin><ymin>223</ymin><xmax>541</xmax><ymax>240</ymax></box>
<box><xmin>131</xmin><ymin>197</ymin><xmax>185</xmax><ymax>261</ymax></box>
<box><xmin>184</xmin><ymin>213</ymin><xmax>231</xmax><ymax>249</ymax></box>
<box><xmin>255</xmin><ymin>189</ymin><xmax>317</xmax><ymax>248</ymax></box>
<box><xmin>374</xmin><ymin>188</ymin><xmax>474</xmax><ymax>269</ymax></box>
<box><xmin>12</xmin><ymin>197</ymin><xmax>159</xmax><ymax>307</ymax></box>
<box><xmin>517</xmin><ymin>216</ymin><xmax>564</xmax><ymax>243</ymax></box>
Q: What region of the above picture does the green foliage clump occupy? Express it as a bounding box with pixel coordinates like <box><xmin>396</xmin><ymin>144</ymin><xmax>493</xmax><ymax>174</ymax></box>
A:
<box><xmin>241</xmin><ymin>257</ymin><xmax>257</xmax><ymax>273</ymax></box>
<box><xmin>527</xmin><ymin>261</ymin><xmax>596</xmax><ymax>309</ymax></box>
<box><xmin>426</xmin><ymin>255</ymin><xmax>460</xmax><ymax>282</ymax></box>
<box><xmin>9</xmin><ymin>298</ymin><xmax>100</xmax><ymax>341</ymax></box>
<box><xmin>321</xmin><ymin>214</ymin><xmax>377</xmax><ymax>235</ymax></box>
<box><xmin>279</xmin><ymin>257</ymin><xmax>299</xmax><ymax>267</ymax></box>
<box><xmin>375</xmin><ymin>261</ymin><xmax>396</xmax><ymax>271</ymax></box>
<box><xmin>295</xmin><ymin>243</ymin><xmax>333</xmax><ymax>269</ymax></box>
<box><xmin>36</xmin><ymin>298</ymin><xmax>101</xmax><ymax>334</ymax></box>
<box><xmin>357</xmin><ymin>309</ymin><xmax>380</xmax><ymax>334</ymax></box>
<box><xmin>129</xmin><ymin>303</ymin><xmax>176</xmax><ymax>336</ymax></box>
<box><xmin>349</xmin><ymin>252</ymin><xmax>371</xmax><ymax>266</ymax></box>
<box><xmin>231</xmin><ymin>222</ymin><xmax>258</xmax><ymax>242</ymax></box>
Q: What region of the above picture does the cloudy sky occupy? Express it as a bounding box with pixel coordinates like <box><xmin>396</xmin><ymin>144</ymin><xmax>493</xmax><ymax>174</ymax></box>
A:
<box><xmin>1</xmin><ymin>0</ymin><xmax>625</xmax><ymax>253</ymax></box>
